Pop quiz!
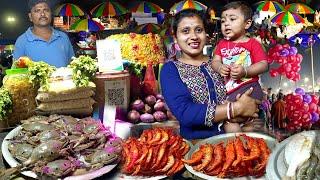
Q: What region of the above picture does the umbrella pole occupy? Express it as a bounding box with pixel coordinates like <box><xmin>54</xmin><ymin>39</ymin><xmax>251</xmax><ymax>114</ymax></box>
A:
<box><xmin>67</xmin><ymin>16</ymin><xmax>70</xmax><ymax>30</ymax></box>
<box><xmin>279</xmin><ymin>75</ymin><xmax>282</xmax><ymax>91</ymax></box>
<box><xmin>311</xmin><ymin>40</ymin><xmax>315</xmax><ymax>93</ymax></box>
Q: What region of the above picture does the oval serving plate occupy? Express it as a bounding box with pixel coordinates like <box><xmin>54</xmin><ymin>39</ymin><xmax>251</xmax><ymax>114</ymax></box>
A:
<box><xmin>184</xmin><ymin>132</ymin><xmax>277</xmax><ymax>180</ymax></box>
<box><xmin>266</xmin><ymin>130</ymin><xmax>320</xmax><ymax>180</ymax></box>
<box><xmin>2</xmin><ymin>126</ymin><xmax>118</xmax><ymax>180</ymax></box>
<box><xmin>111</xmin><ymin>173</ymin><xmax>167</xmax><ymax>180</ymax></box>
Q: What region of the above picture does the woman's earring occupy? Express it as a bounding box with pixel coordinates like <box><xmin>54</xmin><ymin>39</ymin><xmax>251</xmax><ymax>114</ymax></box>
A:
<box><xmin>174</xmin><ymin>43</ymin><xmax>181</xmax><ymax>51</ymax></box>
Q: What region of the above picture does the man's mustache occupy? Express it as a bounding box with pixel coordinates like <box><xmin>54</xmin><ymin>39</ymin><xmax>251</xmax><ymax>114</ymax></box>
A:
<box><xmin>39</xmin><ymin>17</ymin><xmax>49</xmax><ymax>21</ymax></box>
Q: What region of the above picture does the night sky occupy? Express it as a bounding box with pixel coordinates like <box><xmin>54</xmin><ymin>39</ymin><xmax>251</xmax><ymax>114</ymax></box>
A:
<box><xmin>0</xmin><ymin>0</ymin><xmax>319</xmax><ymax>92</ymax></box>
<box><xmin>1</xmin><ymin>0</ymin><xmax>319</xmax><ymax>39</ymax></box>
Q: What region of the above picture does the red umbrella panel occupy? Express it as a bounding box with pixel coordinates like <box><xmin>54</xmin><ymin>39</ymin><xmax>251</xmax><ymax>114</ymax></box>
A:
<box><xmin>135</xmin><ymin>23</ymin><xmax>160</xmax><ymax>34</ymax></box>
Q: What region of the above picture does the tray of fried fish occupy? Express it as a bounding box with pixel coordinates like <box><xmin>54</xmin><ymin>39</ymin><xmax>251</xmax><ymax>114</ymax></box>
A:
<box><xmin>183</xmin><ymin>132</ymin><xmax>277</xmax><ymax>180</ymax></box>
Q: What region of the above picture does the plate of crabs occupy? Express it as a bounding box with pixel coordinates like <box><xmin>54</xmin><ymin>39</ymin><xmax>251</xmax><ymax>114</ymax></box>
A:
<box><xmin>2</xmin><ymin>116</ymin><xmax>122</xmax><ymax>180</ymax></box>
<box><xmin>183</xmin><ymin>132</ymin><xmax>277</xmax><ymax>180</ymax></box>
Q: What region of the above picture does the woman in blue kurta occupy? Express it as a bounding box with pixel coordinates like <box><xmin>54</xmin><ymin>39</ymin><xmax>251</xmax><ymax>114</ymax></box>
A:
<box><xmin>160</xmin><ymin>9</ymin><xmax>260</xmax><ymax>140</ymax></box>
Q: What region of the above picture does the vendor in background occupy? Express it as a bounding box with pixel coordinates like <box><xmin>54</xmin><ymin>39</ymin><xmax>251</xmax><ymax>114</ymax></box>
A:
<box><xmin>271</xmin><ymin>92</ymin><xmax>287</xmax><ymax>129</ymax></box>
<box><xmin>160</xmin><ymin>9</ymin><xmax>260</xmax><ymax>141</ymax></box>
<box><xmin>13</xmin><ymin>0</ymin><xmax>74</xmax><ymax>68</ymax></box>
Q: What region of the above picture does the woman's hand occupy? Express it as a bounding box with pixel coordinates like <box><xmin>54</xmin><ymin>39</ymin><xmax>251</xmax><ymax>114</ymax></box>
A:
<box><xmin>234</xmin><ymin>87</ymin><xmax>260</xmax><ymax>118</ymax></box>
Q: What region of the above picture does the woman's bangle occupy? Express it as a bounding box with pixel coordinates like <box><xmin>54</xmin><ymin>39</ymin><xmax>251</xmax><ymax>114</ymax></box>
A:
<box><xmin>231</xmin><ymin>102</ymin><xmax>235</xmax><ymax>119</ymax></box>
<box><xmin>218</xmin><ymin>64</ymin><xmax>223</xmax><ymax>73</ymax></box>
<box><xmin>227</xmin><ymin>102</ymin><xmax>231</xmax><ymax>120</ymax></box>
<box><xmin>244</xmin><ymin>67</ymin><xmax>248</xmax><ymax>78</ymax></box>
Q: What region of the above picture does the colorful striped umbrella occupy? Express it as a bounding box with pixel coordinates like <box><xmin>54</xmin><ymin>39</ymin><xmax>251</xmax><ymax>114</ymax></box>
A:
<box><xmin>135</xmin><ymin>23</ymin><xmax>160</xmax><ymax>34</ymax></box>
<box><xmin>285</xmin><ymin>3</ymin><xmax>314</xmax><ymax>14</ymax></box>
<box><xmin>70</xmin><ymin>19</ymin><xmax>105</xmax><ymax>32</ymax></box>
<box><xmin>130</xmin><ymin>1</ymin><xmax>163</xmax><ymax>13</ymax></box>
<box><xmin>270</xmin><ymin>11</ymin><xmax>305</xmax><ymax>26</ymax></box>
<box><xmin>256</xmin><ymin>1</ymin><xmax>285</xmax><ymax>13</ymax></box>
<box><xmin>54</xmin><ymin>3</ymin><xmax>85</xmax><ymax>17</ymax></box>
<box><xmin>90</xmin><ymin>1</ymin><xmax>128</xmax><ymax>17</ymax></box>
<box><xmin>170</xmin><ymin>0</ymin><xmax>207</xmax><ymax>14</ymax></box>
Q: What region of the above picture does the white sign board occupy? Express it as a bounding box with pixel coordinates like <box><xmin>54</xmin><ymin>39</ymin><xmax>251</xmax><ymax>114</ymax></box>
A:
<box><xmin>132</xmin><ymin>12</ymin><xmax>152</xmax><ymax>17</ymax></box>
<box><xmin>96</xmin><ymin>39</ymin><xmax>124</xmax><ymax>72</ymax></box>
<box><xmin>103</xmin><ymin>78</ymin><xmax>129</xmax><ymax>134</ymax></box>
<box><xmin>133</xmin><ymin>17</ymin><xmax>158</xmax><ymax>25</ymax></box>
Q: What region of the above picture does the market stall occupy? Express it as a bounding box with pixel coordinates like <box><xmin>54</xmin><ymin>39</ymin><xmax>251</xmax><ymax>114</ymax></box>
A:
<box><xmin>0</xmin><ymin>0</ymin><xmax>320</xmax><ymax>179</ymax></box>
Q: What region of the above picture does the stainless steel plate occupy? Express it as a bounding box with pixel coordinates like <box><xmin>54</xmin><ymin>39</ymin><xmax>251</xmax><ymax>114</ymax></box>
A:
<box><xmin>184</xmin><ymin>132</ymin><xmax>278</xmax><ymax>180</ymax></box>
<box><xmin>266</xmin><ymin>130</ymin><xmax>320</xmax><ymax>180</ymax></box>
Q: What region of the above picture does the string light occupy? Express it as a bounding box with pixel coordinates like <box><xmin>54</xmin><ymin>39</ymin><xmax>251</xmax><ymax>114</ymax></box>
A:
<box><xmin>7</xmin><ymin>16</ymin><xmax>15</xmax><ymax>23</ymax></box>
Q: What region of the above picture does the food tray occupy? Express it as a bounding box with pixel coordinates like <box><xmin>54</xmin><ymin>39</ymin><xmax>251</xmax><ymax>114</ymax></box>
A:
<box><xmin>185</xmin><ymin>132</ymin><xmax>277</xmax><ymax>180</ymax></box>
<box><xmin>266</xmin><ymin>130</ymin><xmax>320</xmax><ymax>180</ymax></box>
<box><xmin>109</xmin><ymin>173</ymin><xmax>167</xmax><ymax>180</ymax></box>
<box><xmin>130</xmin><ymin>120</ymin><xmax>179</xmax><ymax>138</ymax></box>
<box><xmin>111</xmin><ymin>139</ymin><xmax>193</xmax><ymax>180</ymax></box>
<box><xmin>2</xmin><ymin>126</ymin><xmax>118</xmax><ymax>180</ymax></box>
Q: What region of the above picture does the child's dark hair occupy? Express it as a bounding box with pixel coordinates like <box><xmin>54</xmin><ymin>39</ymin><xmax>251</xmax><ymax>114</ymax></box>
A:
<box><xmin>221</xmin><ymin>1</ymin><xmax>252</xmax><ymax>21</ymax></box>
<box><xmin>172</xmin><ymin>9</ymin><xmax>206</xmax><ymax>36</ymax></box>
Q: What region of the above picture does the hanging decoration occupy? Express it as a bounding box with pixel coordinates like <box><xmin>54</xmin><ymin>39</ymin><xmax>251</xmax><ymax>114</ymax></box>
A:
<box><xmin>288</xmin><ymin>32</ymin><xmax>320</xmax><ymax>47</ymax></box>
<box><xmin>288</xmin><ymin>33</ymin><xmax>320</xmax><ymax>92</ymax></box>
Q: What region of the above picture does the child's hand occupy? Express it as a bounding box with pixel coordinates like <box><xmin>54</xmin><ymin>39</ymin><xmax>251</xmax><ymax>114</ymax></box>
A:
<box><xmin>230</xmin><ymin>64</ymin><xmax>246</xmax><ymax>80</ymax></box>
<box><xmin>218</xmin><ymin>64</ymin><xmax>231</xmax><ymax>77</ymax></box>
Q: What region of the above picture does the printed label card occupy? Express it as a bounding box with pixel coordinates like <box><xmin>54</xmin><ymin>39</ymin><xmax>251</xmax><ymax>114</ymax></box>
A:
<box><xmin>96</xmin><ymin>39</ymin><xmax>123</xmax><ymax>72</ymax></box>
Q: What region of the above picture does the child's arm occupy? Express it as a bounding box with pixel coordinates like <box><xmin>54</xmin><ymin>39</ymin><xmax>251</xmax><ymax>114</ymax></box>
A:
<box><xmin>230</xmin><ymin>60</ymin><xmax>268</xmax><ymax>80</ymax></box>
<box><xmin>231</xmin><ymin>60</ymin><xmax>269</xmax><ymax>80</ymax></box>
<box><xmin>245</xmin><ymin>60</ymin><xmax>268</xmax><ymax>77</ymax></box>
<box><xmin>231</xmin><ymin>39</ymin><xmax>269</xmax><ymax>80</ymax></box>
<box><xmin>212</xmin><ymin>55</ymin><xmax>230</xmax><ymax>77</ymax></box>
